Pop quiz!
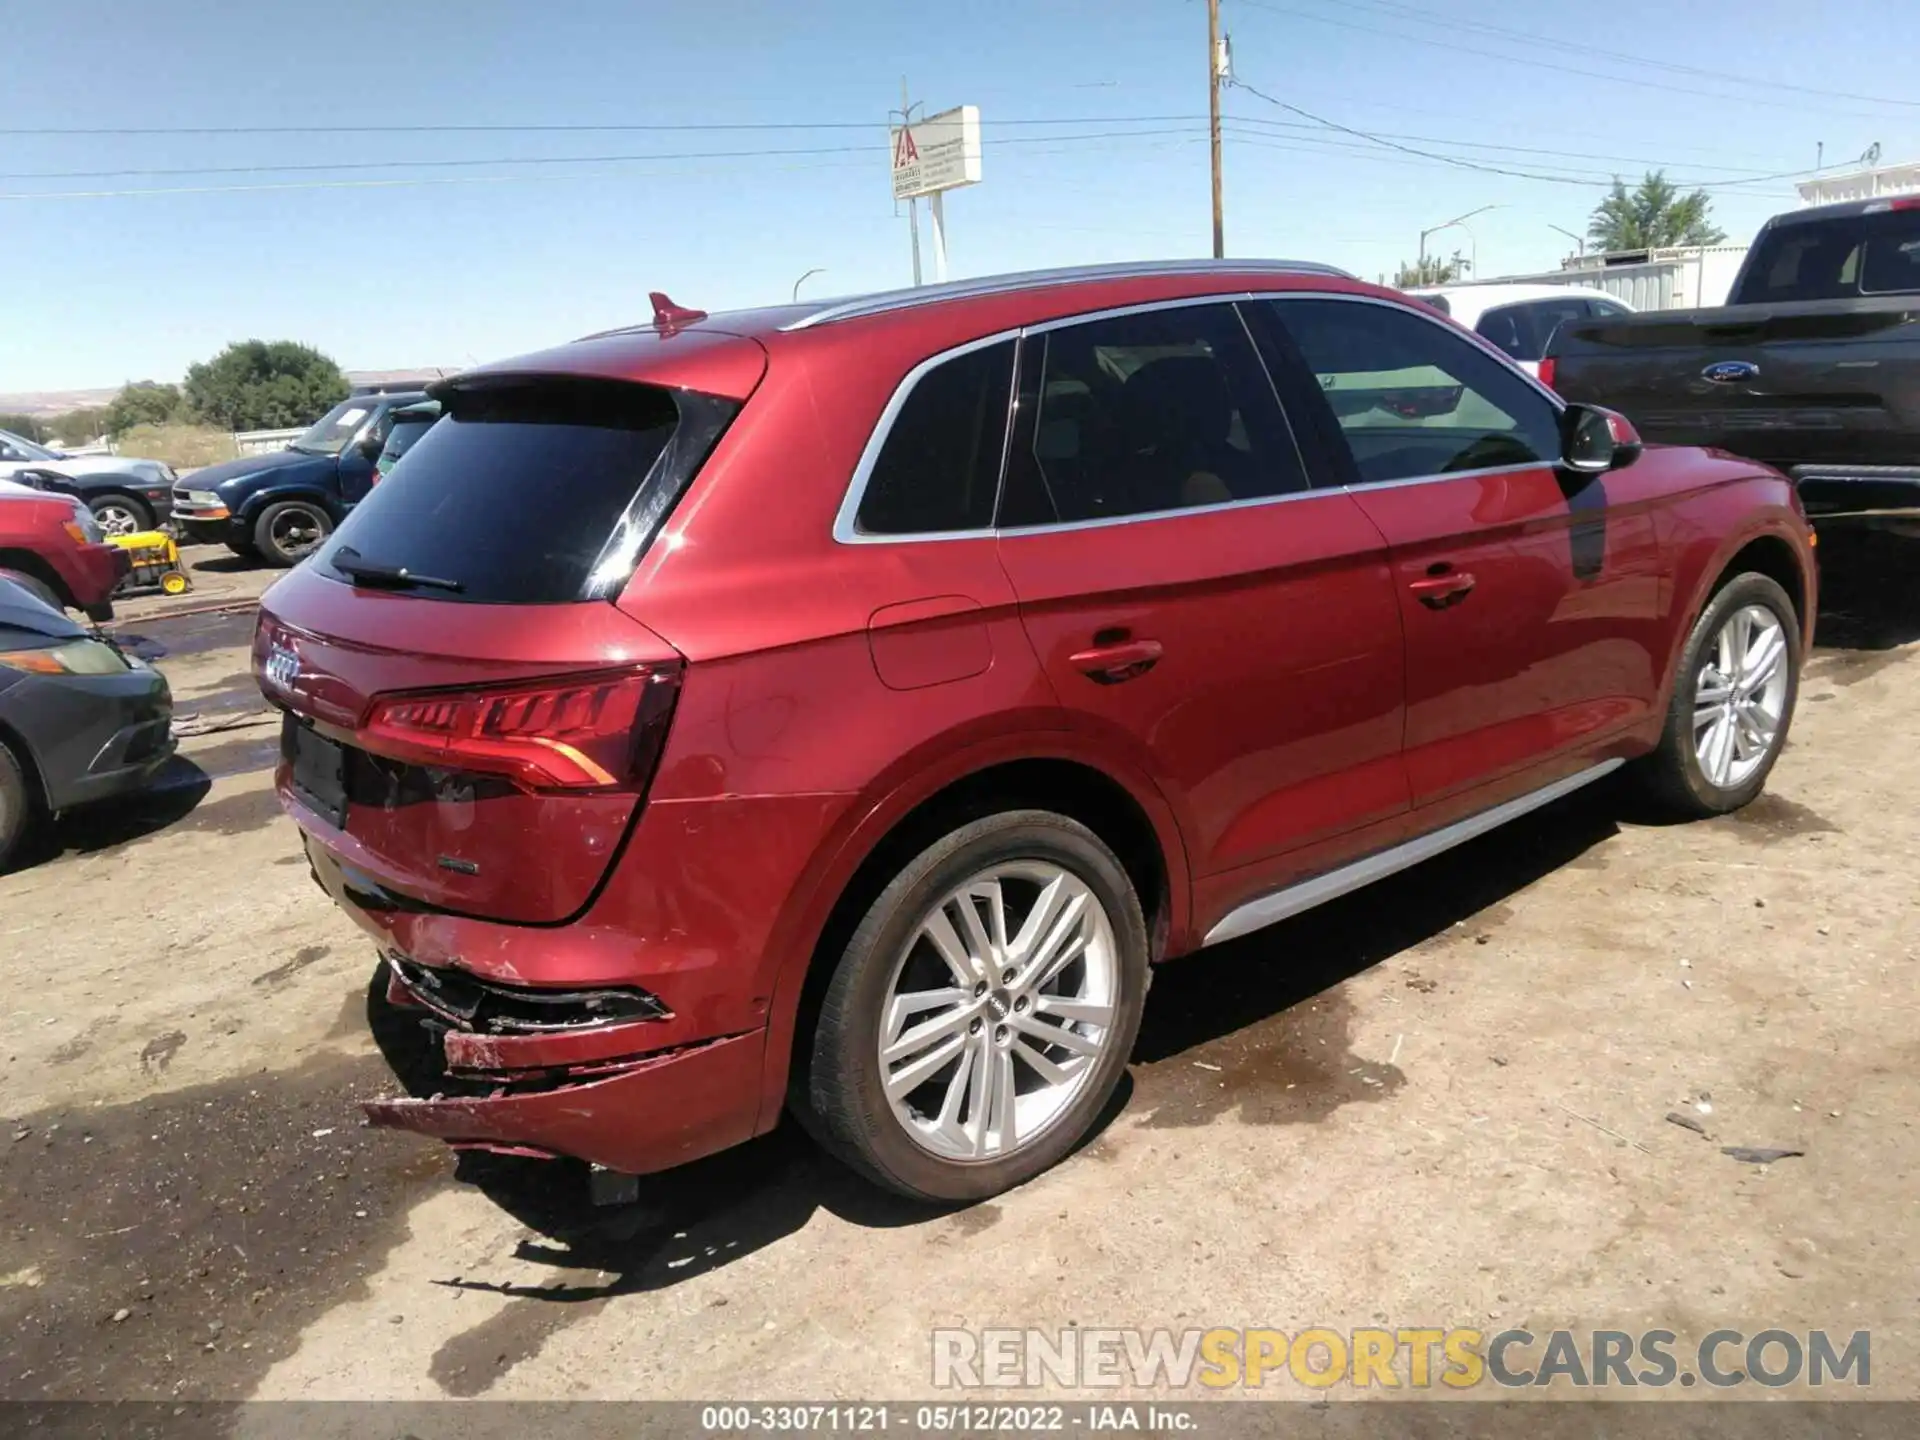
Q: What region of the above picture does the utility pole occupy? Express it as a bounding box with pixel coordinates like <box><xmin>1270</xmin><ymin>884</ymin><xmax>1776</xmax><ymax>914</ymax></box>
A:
<box><xmin>1207</xmin><ymin>0</ymin><xmax>1225</xmax><ymax>258</ymax></box>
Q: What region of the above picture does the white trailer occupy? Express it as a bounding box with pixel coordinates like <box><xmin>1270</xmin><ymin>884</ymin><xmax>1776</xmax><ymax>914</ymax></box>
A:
<box><xmin>1456</xmin><ymin>245</ymin><xmax>1750</xmax><ymax>311</ymax></box>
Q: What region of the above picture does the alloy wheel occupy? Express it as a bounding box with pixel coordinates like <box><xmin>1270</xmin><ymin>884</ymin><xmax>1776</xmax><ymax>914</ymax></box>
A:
<box><xmin>878</xmin><ymin>860</ymin><xmax>1118</xmax><ymax>1161</ymax></box>
<box><xmin>1693</xmin><ymin>603</ymin><xmax>1789</xmax><ymax>789</ymax></box>
<box><xmin>271</xmin><ymin>508</ymin><xmax>325</xmax><ymax>558</ymax></box>
<box><xmin>94</xmin><ymin>502</ymin><xmax>141</xmax><ymax>538</ymax></box>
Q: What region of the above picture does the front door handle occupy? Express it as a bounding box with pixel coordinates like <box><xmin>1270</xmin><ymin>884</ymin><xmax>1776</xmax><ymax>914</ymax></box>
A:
<box><xmin>1069</xmin><ymin>638</ymin><xmax>1164</xmax><ymax>684</ymax></box>
<box><xmin>1409</xmin><ymin>571</ymin><xmax>1476</xmax><ymax>610</ymax></box>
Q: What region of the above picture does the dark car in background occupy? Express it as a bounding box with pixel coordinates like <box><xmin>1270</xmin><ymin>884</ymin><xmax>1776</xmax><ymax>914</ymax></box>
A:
<box><xmin>1546</xmin><ymin>198</ymin><xmax>1920</xmax><ymax>533</ymax></box>
<box><xmin>0</xmin><ymin>576</ymin><xmax>173</xmax><ymax>870</ymax></box>
<box><xmin>171</xmin><ymin>391</ymin><xmax>427</xmax><ymax>565</ymax></box>
<box><xmin>0</xmin><ymin>428</ymin><xmax>177</xmax><ymax>537</ymax></box>
<box><xmin>372</xmin><ymin>400</ymin><xmax>441</xmax><ymax>486</ymax></box>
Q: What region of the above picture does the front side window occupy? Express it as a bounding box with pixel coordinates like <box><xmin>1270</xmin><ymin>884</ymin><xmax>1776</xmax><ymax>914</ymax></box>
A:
<box><xmin>854</xmin><ymin>340</ymin><xmax>1014</xmax><ymax>536</ymax></box>
<box><xmin>998</xmin><ymin>302</ymin><xmax>1306</xmax><ymax>527</ymax></box>
<box><xmin>1475</xmin><ymin>298</ymin><xmax>1592</xmax><ymax>362</ymax></box>
<box><xmin>1271</xmin><ymin>298</ymin><xmax>1561</xmax><ymax>485</ymax></box>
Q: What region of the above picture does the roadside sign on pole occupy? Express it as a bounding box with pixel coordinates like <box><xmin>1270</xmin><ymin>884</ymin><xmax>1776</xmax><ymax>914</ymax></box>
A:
<box><xmin>890</xmin><ymin>105</ymin><xmax>982</xmax><ymax>201</ymax></box>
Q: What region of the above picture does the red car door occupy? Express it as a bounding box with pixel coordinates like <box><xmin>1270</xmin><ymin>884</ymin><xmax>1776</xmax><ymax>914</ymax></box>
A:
<box><xmin>1254</xmin><ymin>296</ymin><xmax>1665</xmax><ymax>809</ymax></box>
<box><xmin>992</xmin><ymin>301</ymin><xmax>1409</xmax><ymax>912</ymax></box>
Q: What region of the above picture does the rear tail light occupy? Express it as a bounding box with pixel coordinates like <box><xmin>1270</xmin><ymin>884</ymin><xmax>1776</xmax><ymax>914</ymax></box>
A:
<box><xmin>360</xmin><ymin>664</ymin><xmax>682</xmax><ymax>791</ymax></box>
<box><xmin>1538</xmin><ymin>356</ymin><xmax>1558</xmax><ymax>391</ymax></box>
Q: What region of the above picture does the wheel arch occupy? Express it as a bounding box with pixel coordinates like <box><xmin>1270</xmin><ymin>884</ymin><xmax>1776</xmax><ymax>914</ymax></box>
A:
<box><xmin>0</xmin><ymin>550</ymin><xmax>77</xmax><ymax>609</ymax></box>
<box><xmin>1661</xmin><ymin>516</ymin><xmax>1816</xmax><ymax>704</ymax></box>
<box><xmin>750</xmin><ymin>739</ymin><xmax>1192</xmax><ymax>1135</ymax></box>
<box><xmin>235</xmin><ymin>485</ymin><xmax>339</xmax><ymax>526</ymax></box>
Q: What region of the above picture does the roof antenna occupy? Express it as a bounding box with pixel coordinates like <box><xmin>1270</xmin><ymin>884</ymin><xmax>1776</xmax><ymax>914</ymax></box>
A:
<box><xmin>650</xmin><ymin>291</ymin><xmax>708</xmax><ymax>336</ymax></box>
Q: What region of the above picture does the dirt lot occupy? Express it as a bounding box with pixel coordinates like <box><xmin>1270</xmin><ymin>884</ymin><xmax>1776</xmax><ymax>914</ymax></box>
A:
<box><xmin>1</xmin><ymin>535</ymin><xmax>1917</xmax><ymax>1406</ymax></box>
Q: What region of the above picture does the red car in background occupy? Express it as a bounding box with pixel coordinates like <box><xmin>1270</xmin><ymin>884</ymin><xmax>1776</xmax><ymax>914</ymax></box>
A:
<box><xmin>0</xmin><ymin>485</ymin><xmax>128</xmax><ymax>621</ymax></box>
<box><xmin>255</xmin><ymin>261</ymin><xmax>1815</xmax><ymax>1203</ymax></box>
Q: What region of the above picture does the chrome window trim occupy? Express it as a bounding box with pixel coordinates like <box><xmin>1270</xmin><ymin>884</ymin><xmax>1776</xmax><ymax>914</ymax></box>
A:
<box><xmin>787</xmin><ymin>259</ymin><xmax>1352</xmax><ymax>332</ymax></box>
<box><xmin>830</xmin><ymin>288</ymin><xmax>1572</xmax><ymax>547</ymax></box>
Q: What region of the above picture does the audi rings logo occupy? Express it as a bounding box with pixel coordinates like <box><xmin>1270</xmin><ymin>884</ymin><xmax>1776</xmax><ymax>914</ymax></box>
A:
<box><xmin>264</xmin><ymin>644</ymin><xmax>300</xmax><ymax>692</ymax></box>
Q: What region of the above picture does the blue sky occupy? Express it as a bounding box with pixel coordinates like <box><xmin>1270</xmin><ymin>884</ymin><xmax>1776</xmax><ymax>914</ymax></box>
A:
<box><xmin>4</xmin><ymin>0</ymin><xmax>1917</xmax><ymax>392</ymax></box>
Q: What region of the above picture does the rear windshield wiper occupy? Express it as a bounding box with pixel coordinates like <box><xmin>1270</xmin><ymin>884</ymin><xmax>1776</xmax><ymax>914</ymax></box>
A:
<box><xmin>331</xmin><ymin>546</ymin><xmax>464</xmax><ymax>594</ymax></box>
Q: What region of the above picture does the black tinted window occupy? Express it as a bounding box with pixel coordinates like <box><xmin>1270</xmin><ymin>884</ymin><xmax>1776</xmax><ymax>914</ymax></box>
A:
<box><xmin>316</xmin><ymin>378</ymin><xmax>734</xmax><ymax>604</ymax></box>
<box><xmin>999</xmin><ymin>303</ymin><xmax>1304</xmax><ymax>526</ymax></box>
<box><xmin>382</xmin><ymin>419</ymin><xmax>435</xmax><ymax>462</ymax></box>
<box><xmin>1272</xmin><ymin>298</ymin><xmax>1561</xmax><ymax>485</ymax></box>
<box><xmin>1590</xmin><ymin>299</ymin><xmax>1630</xmax><ymax>318</ymax></box>
<box><xmin>1740</xmin><ymin>211</ymin><xmax>1920</xmax><ymax>301</ymax></box>
<box><xmin>856</xmin><ymin>341</ymin><xmax>1013</xmax><ymax>535</ymax></box>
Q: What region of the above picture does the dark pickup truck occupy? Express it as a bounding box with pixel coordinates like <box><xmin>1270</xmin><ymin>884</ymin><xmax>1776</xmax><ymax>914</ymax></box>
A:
<box><xmin>1546</xmin><ymin>197</ymin><xmax>1920</xmax><ymax>530</ymax></box>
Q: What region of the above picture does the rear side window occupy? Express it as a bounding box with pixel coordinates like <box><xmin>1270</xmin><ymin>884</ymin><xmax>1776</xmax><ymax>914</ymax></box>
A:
<box><xmin>316</xmin><ymin>378</ymin><xmax>737</xmax><ymax>604</ymax></box>
<box><xmin>854</xmin><ymin>340</ymin><xmax>1014</xmax><ymax>535</ymax></box>
<box><xmin>381</xmin><ymin>417</ymin><xmax>436</xmax><ymax>463</ymax></box>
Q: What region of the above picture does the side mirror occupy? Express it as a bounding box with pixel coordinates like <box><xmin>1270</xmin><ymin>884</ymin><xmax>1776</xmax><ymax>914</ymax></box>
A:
<box><xmin>15</xmin><ymin>468</ymin><xmax>76</xmax><ymax>495</ymax></box>
<box><xmin>357</xmin><ymin>433</ymin><xmax>386</xmax><ymax>461</ymax></box>
<box><xmin>1559</xmin><ymin>404</ymin><xmax>1643</xmax><ymax>474</ymax></box>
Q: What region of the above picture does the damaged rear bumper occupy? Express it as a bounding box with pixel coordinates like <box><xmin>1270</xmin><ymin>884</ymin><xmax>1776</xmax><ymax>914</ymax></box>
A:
<box><xmin>366</xmin><ymin>958</ymin><xmax>765</xmax><ymax>1176</ymax></box>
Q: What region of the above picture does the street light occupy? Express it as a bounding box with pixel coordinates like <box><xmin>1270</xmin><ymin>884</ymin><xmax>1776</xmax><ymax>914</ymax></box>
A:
<box><xmin>1548</xmin><ymin>224</ymin><xmax>1586</xmax><ymax>258</ymax></box>
<box><xmin>792</xmin><ymin>267</ymin><xmax>827</xmax><ymax>302</ymax></box>
<box><xmin>1419</xmin><ymin>205</ymin><xmax>1500</xmax><ymax>278</ymax></box>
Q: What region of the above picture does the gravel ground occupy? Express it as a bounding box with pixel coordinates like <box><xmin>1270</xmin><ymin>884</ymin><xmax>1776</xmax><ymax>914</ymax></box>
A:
<box><xmin>0</xmin><ymin>533</ymin><xmax>1916</xmax><ymax>1410</ymax></box>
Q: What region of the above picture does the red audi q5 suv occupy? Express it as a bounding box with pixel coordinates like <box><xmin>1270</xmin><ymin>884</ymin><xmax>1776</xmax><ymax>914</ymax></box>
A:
<box><xmin>256</xmin><ymin>260</ymin><xmax>1815</xmax><ymax>1201</ymax></box>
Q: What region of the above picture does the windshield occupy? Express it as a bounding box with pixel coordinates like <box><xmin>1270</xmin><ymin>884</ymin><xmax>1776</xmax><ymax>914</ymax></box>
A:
<box><xmin>290</xmin><ymin>399</ymin><xmax>376</xmax><ymax>456</ymax></box>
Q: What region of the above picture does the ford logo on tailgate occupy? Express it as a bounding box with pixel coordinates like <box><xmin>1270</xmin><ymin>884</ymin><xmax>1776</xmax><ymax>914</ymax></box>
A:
<box><xmin>1702</xmin><ymin>360</ymin><xmax>1760</xmax><ymax>384</ymax></box>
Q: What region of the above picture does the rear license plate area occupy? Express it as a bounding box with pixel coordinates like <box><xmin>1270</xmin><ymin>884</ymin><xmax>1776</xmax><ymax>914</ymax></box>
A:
<box><xmin>282</xmin><ymin>712</ymin><xmax>350</xmax><ymax>828</ymax></box>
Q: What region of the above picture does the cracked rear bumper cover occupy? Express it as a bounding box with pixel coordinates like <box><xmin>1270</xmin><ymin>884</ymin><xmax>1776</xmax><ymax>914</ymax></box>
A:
<box><xmin>363</xmin><ymin>1029</ymin><xmax>766</xmax><ymax>1176</ymax></box>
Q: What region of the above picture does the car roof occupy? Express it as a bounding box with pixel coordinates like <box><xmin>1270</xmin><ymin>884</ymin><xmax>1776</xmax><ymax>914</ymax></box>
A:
<box><xmin>1406</xmin><ymin>283</ymin><xmax>1627</xmax><ymax>326</ymax></box>
<box><xmin>461</xmin><ymin>258</ymin><xmax>1381</xmax><ymax>397</ymax></box>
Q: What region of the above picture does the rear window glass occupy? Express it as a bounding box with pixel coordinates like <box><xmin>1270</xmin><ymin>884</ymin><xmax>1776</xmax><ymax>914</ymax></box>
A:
<box><xmin>855</xmin><ymin>340</ymin><xmax>1013</xmax><ymax>535</ymax></box>
<box><xmin>316</xmin><ymin>378</ymin><xmax>734</xmax><ymax>604</ymax></box>
<box><xmin>1740</xmin><ymin>210</ymin><xmax>1920</xmax><ymax>301</ymax></box>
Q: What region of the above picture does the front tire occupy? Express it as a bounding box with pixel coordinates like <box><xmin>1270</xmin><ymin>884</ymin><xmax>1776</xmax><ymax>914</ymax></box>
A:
<box><xmin>0</xmin><ymin>740</ymin><xmax>37</xmax><ymax>874</ymax></box>
<box><xmin>254</xmin><ymin>500</ymin><xmax>332</xmax><ymax>567</ymax></box>
<box><xmin>1642</xmin><ymin>571</ymin><xmax>1800</xmax><ymax>817</ymax></box>
<box><xmin>806</xmin><ymin>810</ymin><xmax>1148</xmax><ymax>1202</ymax></box>
<box><xmin>89</xmin><ymin>494</ymin><xmax>153</xmax><ymax>537</ymax></box>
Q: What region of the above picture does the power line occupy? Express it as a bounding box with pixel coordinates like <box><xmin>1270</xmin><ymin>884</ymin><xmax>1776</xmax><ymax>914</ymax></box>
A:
<box><xmin>1319</xmin><ymin>0</ymin><xmax>1920</xmax><ymax>112</ymax></box>
<box><xmin>1236</xmin><ymin>0</ymin><xmax>1905</xmax><ymax>123</ymax></box>
<box><xmin>0</xmin><ymin>113</ymin><xmax>1207</xmax><ymax>138</ymax></box>
<box><xmin>1228</xmin><ymin>80</ymin><xmax>1816</xmax><ymax>191</ymax></box>
<box><xmin>0</xmin><ymin>127</ymin><xmax>1203</xmax><ymax>183</ymax></box>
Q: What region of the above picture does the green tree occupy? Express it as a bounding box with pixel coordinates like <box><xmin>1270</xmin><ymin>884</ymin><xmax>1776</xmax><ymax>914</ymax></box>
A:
<box><xmin>49</xmin><ymin>406</ymin><xmax>111</xmax><ymax>445</ymax></box>
<box><xmin>105</xmin><ymin>381</ymin><xmax>184</xmax><ymax>435</ymax></box>
<box><xmin>0</xmin><ymin>413</ymin><xmax>49</xmax><ymax>443</ymax></box>
<box><xmin>1588</xmin><ymin>171</ymin><xmax>1726</xmax><ymax>251</ymax></box>
<box><xmin>183</xmin><ymin>340</ymin><xmax>349</xmax><ymax>432</ymax></box>
<box><xmin>1395</xmin><ymin>252</ymin><xmax>1467</xmax><ymax>288</ymax></box>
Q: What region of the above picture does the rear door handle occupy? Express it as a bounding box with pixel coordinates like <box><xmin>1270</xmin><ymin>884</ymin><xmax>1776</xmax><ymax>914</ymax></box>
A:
<box><xmin>1069</xmin><ymin>638</ymin><xmax>1164</xmax><ymax>684</ymax></box>
<box><xmin>1409</xmin><ymin>571</ymin><xmax>1476</xmax><ymax>610</ymax></box>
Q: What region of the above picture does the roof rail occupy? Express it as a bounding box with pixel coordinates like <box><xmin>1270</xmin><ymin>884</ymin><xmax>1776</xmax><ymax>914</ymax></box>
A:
<box><xmin>782</xmin><ymin>258</ymin><xmax>1354</xmax><ymax>331</ymax></box>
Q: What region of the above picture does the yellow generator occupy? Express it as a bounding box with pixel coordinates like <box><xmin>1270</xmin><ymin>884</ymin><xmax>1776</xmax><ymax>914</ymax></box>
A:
<box><xmin>109</xmin><ymin>531</ymin><xmax>192</xmax><ymax>597</ymax></box>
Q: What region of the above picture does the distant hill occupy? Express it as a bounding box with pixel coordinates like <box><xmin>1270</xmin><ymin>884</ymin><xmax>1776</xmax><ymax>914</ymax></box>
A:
<box><xmin>0</xmin><ymin>369</ymin><xmax>458</xmax><ymax>418</ymax></box>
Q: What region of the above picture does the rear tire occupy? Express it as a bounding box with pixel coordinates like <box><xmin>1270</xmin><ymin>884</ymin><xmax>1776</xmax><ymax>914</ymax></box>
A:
<box><xmin>0</xmin><ymin>740</ymin><xmax>36</xmax><ymax>874</ymax></box>
<box><xmin>805</xmin><ymin>809</ymin><xmax>1148</xmax><ymax>1203</ymax></box>
<box><xmin>254</xmin><ymin>501</ymin><xmax>332</xmax><ymax>568</ymax></box>
<box><xmin>89</xmin><ymin>494</ymin><xmax>152</xmax><ymax>537</ymax></box>
<box><xmin>1640</xmin><ymin>571</ymin><xmax>1800</xmax><ymax>817</ymax></box>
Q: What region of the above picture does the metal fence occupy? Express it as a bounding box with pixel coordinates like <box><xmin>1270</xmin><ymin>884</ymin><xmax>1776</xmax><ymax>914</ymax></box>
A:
<box><xmin>232</xmin><ymin>427</ymin><xmax>305</xmax><ymax>456</ymax></box>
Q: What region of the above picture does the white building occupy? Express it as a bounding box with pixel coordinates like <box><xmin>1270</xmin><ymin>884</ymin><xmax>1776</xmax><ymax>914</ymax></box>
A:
<box><xmin>1796</xmin><ymin>159</ymin><xmax>1920</xmax><ymax>206</ymax></box>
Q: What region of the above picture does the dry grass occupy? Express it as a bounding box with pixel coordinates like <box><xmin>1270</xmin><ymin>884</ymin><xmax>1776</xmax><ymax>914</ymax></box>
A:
<box><xmin>115</xmin><ymin>423</ymin><xmax>237</xmax><ymax>471</ymax></box>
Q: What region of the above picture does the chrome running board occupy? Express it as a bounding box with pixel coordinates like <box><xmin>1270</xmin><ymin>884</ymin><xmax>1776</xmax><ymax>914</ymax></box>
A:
<box><xmin>1201</xmin><ymin>759</ymin><xmax>1624</xmax><ymax>947</ymax></box>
